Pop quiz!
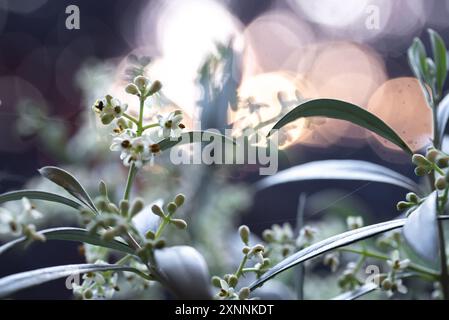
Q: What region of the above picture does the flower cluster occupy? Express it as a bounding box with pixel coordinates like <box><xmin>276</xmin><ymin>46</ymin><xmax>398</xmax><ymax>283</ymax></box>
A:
<box><xmin>72</xmin><ymin>264</ymin><xmax>119</xmax><ymax>300</ymax></box>
<box><xmin>92</xmin><ymin>74</ymin><xmax>186</xmax><ymax>169</ymax></box>
<box><xmin>0</xmin><ymin>198</ymin><xmax>45</xmax><ymax>242</ymax></box>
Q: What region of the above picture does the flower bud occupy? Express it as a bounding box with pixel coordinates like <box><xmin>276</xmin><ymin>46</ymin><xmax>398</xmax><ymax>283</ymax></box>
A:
<box><xmin>252</xmin><ymin>244</ymin><xmax>264</xmax><ymax>253</ymax></box>
<box><xmin>155</xmin><ymin>238</ymin><xmax>166</xmax><ymax>249</ymax></box>
<box><xmin>412</xmin><ymin>154</ymin><xmax>430</xmax><ymax>166</ymax></box>
<box><xmin>134</xmin><ymin>76</ymin><xmax>149</xmax><ymax>91</ymax></box>
<box><xmin>119</xmin><ymin>200</ymin><xmax>129</xmax><ymax>217</ymax></box>
<box><xmin>102</xmin><ymin>229</ymin><xmax>116</xmax><ymax>241</ymax></box>
<box><xmin>211</xmin><ymin>276</ymin><xmax>222</xmax><ymax>288</ymax></box>
<box><xmin>145</xmin><ymin>230</ymin><xmax>155</xmax><ymax>240</ymax></box>
<box><xmin>396</xmin><ymin>201</ymin><xmax>410</xmax><ymax>211</ymax></box>
<box><xmin>171</xmin><ymin>218</ymin><xmax>187</xmax><ymax>230</ymax></box>
<box><xmin>83</xmin><ymin>289</ymin><xmax>93</xmax><ymax>300</ymax></box>
<box><xmin>426</xmin><ymin>149</ymin><xmax>439</xmax><ymax>162</ymax></box>
<box><xmin>239</xmin><ymin>225</ymin><xmax>250</xmax><ymax>245</ymax></box>
<box><xmin>414</xmin><ymin>166</ymin><xmax>428</xmax><ymax>177</ymax></box>
<box><xmin>438</xmin><ymin>156</ymin><xmax>449</xmax><ymax>169</ymax></box>
<box><xmin>262</xmin><ymin>230</ymin><xmax>274</xmax><ymax>242</ymax></box>
<box><xmin>101</xmin><ymin>113</ymin><xmax>114</xmax><ymax>125</ymax></box>
<box><xmin>99</xmin><ymin>180</ymin><xmax>108</xmax><ymax>198</ymax></box>
<box><xmin>435</xmin><ymin>177</ymin><xmax>447</xmax><ymax>190</ymax></box>
<box><xmin>381</xmin><ymin>278</ymin><xmax>393</xmax><ymax>291</ymax></box>
<box><xmin>227</xmin><ymin>275</ymin><xmax>238</xmax><ymax>287</ymax></box>
<box><xmin>151</xmin><ymin>205</ymin><xmax>165</xmax><ymax>218</ymax></box>
<box><xmin>125</xmin><ymin>83</ymin><xmax>139</xmax><ymax>95</ymax></box>
<box><xmin>262</xmin><ymin>258</ymin><xmax>270</xmax><ymax>267</ymax></box>
<box><xmin>174</xmin><ymin>193</ymin><xmax>185</xmax><ymax>207</ymax></box>
<box><xmin>95</xmin><ymin>198</ymin><xmax>108</xmax><ymax>212</ymax></box>
<box><xmin>167</xmin><ymin>202</ymin><xmax>177</xmax><ymax>215</ymax></box>
<box><xmin>148</xmin><ymin>80</ymin><xmax>162</xmax><ymax>95</ymax></box>
<box><xmin>129</xmin><ymin>198</ymin><xmax>144</xmax><ymax>218</ymax></box>
<box><xmin>405</xmin><ymin>192</ymin><xmax>419</xmax><ymax>204</ymax></box>
<box><xmin>242</xmin><ymin>246</ymin><xmax>250</xmax><ymax>255</ymax></box>
<box><xmin>238</xmin><ymin>287</ymin><xmax>250</xmax><ymax>300</ymax></box>
<box><xmin>107</xmin><ymin>203</ymin><xmax>120</xmax><ymax>214</ymax></box>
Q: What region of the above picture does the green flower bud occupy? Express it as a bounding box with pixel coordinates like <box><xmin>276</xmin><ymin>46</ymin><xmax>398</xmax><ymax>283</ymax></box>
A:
<box><xmin>381</xmin><ymin>278</ymin><xmax>392</xmax><ymax>291</ymax></box>
<box><xmin>239</xmin><ymin>225</ymin><xmax>250</xmax><ymax>245</ymax></box>
<box><xmin>144</xmin><ymin>241</ymin><xmax>154</xmax><ymax>250</ymax></box>
<box><xmin>426</xmin><ymin>149</ymin><xmax>439</xmax><ymax>162</ymax></box>
<box><xmin>174</xmin><ymin>193</ymin><xmax>185</xmax><ymax>207</ymax></box>
<box><xmin>151</xmin><ymin>205</ymin><xmax>165</xmax><ymax>218</ymax></box>
<box><xmin>227</xmin><ymin>275</ymin><xmax>238</xmax><ymax>288</ymax></box>
<box><xmin>438</xmin><ymin>157</ymin><xmax>449</xmax><ymax>169</ymax></box>
<box><xmin>435</xmin><ymin>177</ymin><xmax>447</xmax><ymax>190</ymax></box>
<box><xmin>148</xmin><ymin>80</ymin><xmax>162</xmax><ymax>95</ymax></box>
<box><xmin>211</xmin><ymin>276</ymin><xmax>222</xmax><ymax>288</ymax></box>
<box><xmin>252</xmin><ymin>244</ymin><xmax>264</xmax><ymax>253</ymax></box>
<box><xmin>119</xmin><ymin>200</ymin><xmax>129</xmax><ymax>217</ymax></box>
<box><xmin>99</xmin><ymin>180</ymin><xmax>108</xmax><ymax>198</ymax></box>
<box><xmin>262</xmin><ymin>258</ymin><xmax>270</xmax><ymax>267</ymax></box>
<box><xmin>170</xmin><ymin>218</ymin><xmax>187</xmax><ymax>230</ymax></box>
<box><xmin>405</xmin><ymin>192</ymin><xmax>419</xmax><ymax>204</ymax></box>
<box><xmin>101</xmin><ymin>113</ymin><xmax>114</xmax><ymax>125</ymax></box>
<box><xmin>95</xmin><ymin>198</ymin><xmax>108</xmax><ymax>212</ymax></box>
<box><xmin>238</xmin><ymin>287</ymin><xmax>250</xmax><ymax>300</ymax></box>
<box><xmin>396</xmin><ymin>201</ymin><xmax>411</xmax><ymax>211</ymax></box>
<box><xmin>242</xmin><ymin>246</ymin><xmax>250</xmax><ymax>255</ymax></box>
<box><xmin>130</xmin><ymin>198</ymin><xmax>144</xmax><ymax>218</ymax></box>
<box><xmin>414</xmin><ymin>166</ymin><xmax>429</xmax><ymax>177</ymax></box>
<box><xmin>83</xmin><ymin>289</ymin><xmax>93</xmax><ymax>300</ymax></box>
<box><xmin>167</xmin><ymin>202</ymin><xmax>177</xmax><ymax>215</ymax></box>
<box><xmin>125</xmin><ymin>83</ymin><xmax>139</xmax><ymax>95</ymax></box>
<box><xmin>134</xmin><ymin>76</ymin><xmax>149</xmax><ymax>91</ymax></box>
<box><xmin>107</xmin><ymin>203</ymin><xmax>120</xmax><ymax>214</ymax></box>
<box><xmin>145</xmin><ymin>230</ymin><xmax>155</xmax><ymax>240</ymax></box>
<box><xmin>154</xmin><ymin>238</ymin><xmax>166</xmax><ymax>249</ymax></box>
<box><xmin>412</xmin><ymin>154</ymin><xmax>430</xmax><ymax>166</ymax></box>
<box><xmin>102</xmin><ymin>229</ymin><xmax>116</xmax><ymax>241</ymax></box>
<box><xmin>262</xmin><ymin>229</ymin><xmax>275</xmax><ymax>242</ymax></box>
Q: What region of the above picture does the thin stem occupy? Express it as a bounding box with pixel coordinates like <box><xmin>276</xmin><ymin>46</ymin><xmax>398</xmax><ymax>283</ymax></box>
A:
<box><xmin>142</xmin><ymin>123</ymin><xmax>159</xmax><ymax>132</ymax></box>
<box><xmin>137</xmin><ymin>96</ymin><xmax>145</xmax><ymax>136</ymax></box>
<box><xmin>123</xmin><ymin>163</ymin><xmax>137</xmax><ymax>201</ymax></box>
<box><xmin>123</xmin><ymin>113</ymin><xmax>139</xmax><ymax>125</ymax></box>
<box><xmin>154</xmin><ymin>217</ymin><xmax>170</xmax><ymax>240</ymax></box>
<box><xmin>235</xmin><ymin>255</ymin><xmax>249</xmax><ymax>278</ymax></box>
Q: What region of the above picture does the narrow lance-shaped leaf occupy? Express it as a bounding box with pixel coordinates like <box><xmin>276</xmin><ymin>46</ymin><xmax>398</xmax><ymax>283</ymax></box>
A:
<box><xmin>429</xmin><ymin>29</ymin><xmax>448</xmax><ymax>98</ymax></box>
<box><xmin>408</xmin><ymin>38</ymin><xmax>432</xmax><ymax>104</ymax></box>
<box><xmin>158</xmin><ymin>130</ymin><xmax>236</xmax><ymax>151</ymax></box>
<box><xmin>0</xmin><ymin>264</ymin><xmax>145</xmax><ymax>298</ymax></box>
<box><xmin>38</xmin><ymin>166</ymin><xmax>97</xmax><ymax>213</ymax></box>
<box><xmin>249</xmin><ymin>219</ymin><xmax>407</xmax><ymax>290</ymax></box>
<box><xmin>0</xmin><ymin>227</ymin><xmax>134</xmax><ymax>256</ymax></box>
<box><xmin>267</xmin><ymin>99</ymin><xmax>412</xmax><ymax>154</ymax></box>
<box><xmin>437</xmin><ymin>94</ymin><xmax>449</xmax><ymax>145</ymax></box>
<box><xmin>403</xmin><ymin>191</ymin><xmax>439</xmax><ymax>262</ymax></box>
<box><xmin>0</xmin><ymin>190</ymin><xmax>84</xmax><ymax>211</ymax></box>
<box><xmin>257</xmin><ymin>160</ymin><xmax>421</xmax><ymax>194</ymax></box>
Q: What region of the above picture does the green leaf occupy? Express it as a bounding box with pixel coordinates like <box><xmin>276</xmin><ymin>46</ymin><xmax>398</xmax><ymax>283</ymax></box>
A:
<box><xmin>331</xmin><ymin>282</ymin><xmax>377</xmax><ymax>300</ymax></box>
<box><xmin>38</xmin><ymin>166</ymin><xmax>97</xmax><ymax>213</ymax></box>
<box><xmin>429</xmin><ymin>29</ymin><xmax>448</xmax><ymax>97</ymax></box>
<box><xmin>0</xmin><ymin>263</ymin><xmax>144</xmax><ymax>298</ymax></box>
<box><xmin>437</xmin><ymin>94</ymin><xmax>449</xmax><ymax>144</ymax></box>
<box><xmin>257</xmin><ymin>160</ymin><xmax>421</xmax><ymax>194</ymax></box>
<box><xmin>267</xmin><ymin>99</ymin><xmax>412</xmax><ymax>154</ymax></box>
<box><xmin>408</xmin><ymin>38</ymin><xmax>429</xmax><ymax>84</ymax></box>
<box><xmin>403</xmin><ymin>191</ymin><xmax>438</xmax><ymax>262</ymax></box>
<box><xmin>158</xmin><ymin>130</ymin><xmax>235</xmax><ymax>151</ymax></box>
<box><xmin>0</xmin><ymin>227</ymin><xmax>134</xmax><ymax>256</ymax></box>
<box><xmin>0</xmin><ymin>190</ymin><xmax>84</xmax><ymax>210</ymax></box>
<box><xmin>249</xmin><ymin>219</ymin><xmax>406</xmax><ymax>290</ymax></box>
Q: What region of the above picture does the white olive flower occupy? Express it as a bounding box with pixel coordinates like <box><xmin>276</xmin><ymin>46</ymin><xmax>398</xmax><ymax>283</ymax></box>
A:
<box><xmin>110</xmin><ymin>98</ymin><xmax>128</xmax><ymax>118</ymax></box>
<box><xmin>21</xmin><ymin>197</ymin><xmax>43</xmax><ymax>220</ymax></box>
<box><xmin>387</xmin><ymin>250</ymin><xmax>410</xmax><ymax>271</ymax></box>
<box><xmin>382</xmin><ymin>278</ymin><xmax>408</xmax><ymax>297</ymax></box>
<box><xmin>0</xmin><ymin>208</ymin><xmax>18</xmax><ymax>234</ymax></box>
<box><xmin>346</xmin><ymin>216</ymin><xmax>364</xmax><ymax>230</ymax></box>
<box><xmin>296</xmin><ymin>225</ymin><xmax>318</xmax><ymax>248</ymax></box>
<box><xmin>157</xmin><ymin>111</ymin><xmax>184</xmax><ymax>138</ymax></box>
